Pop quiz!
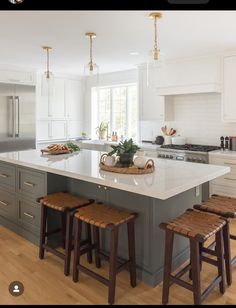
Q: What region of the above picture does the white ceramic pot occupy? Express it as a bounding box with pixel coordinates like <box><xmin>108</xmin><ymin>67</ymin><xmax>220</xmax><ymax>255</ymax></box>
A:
<box><xmin>164</xmin><ymin>135</ymin><xmax>172</xmax><ymax>145</ymax></box>
<box><xmin>171</xmin><ymin>136</ymin><xmax>186</xmax><ymax>145</ymax></box>
<box><xmin>133</xmin><ymin>150</ymin><xmax>147</xmax><ymax>169</ymax></box>
<box><xmin>104</xmin><ymin>155</ymin><xmax>116</xmax><ymax>166</ymax></box>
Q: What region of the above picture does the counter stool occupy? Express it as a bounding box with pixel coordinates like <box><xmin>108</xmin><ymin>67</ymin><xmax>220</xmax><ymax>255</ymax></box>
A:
<box><xmin>160</xmin><ymin>209</ymin><xmax>229</xmax><ymax>305</ymax></box>
<box><xmin>194</xmin><ymin>194</ymin><xmax>236</xmax><ymax>286</ymax></box>
<box><xmin>72</xmin><ymin>202</ymin><xmax>138</xmax><ymax>305</ymax></box>
<box><xmin>38</xmin><ymin>192</ymin><xmax>94</xmax><ymax>276</ymax></box>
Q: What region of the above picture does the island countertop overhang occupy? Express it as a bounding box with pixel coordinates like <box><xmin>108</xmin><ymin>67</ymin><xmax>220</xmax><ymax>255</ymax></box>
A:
<box><xmin>0</xmin><ymin>149</ymin><xmax>230</xmax><ymax>200</ymax></box>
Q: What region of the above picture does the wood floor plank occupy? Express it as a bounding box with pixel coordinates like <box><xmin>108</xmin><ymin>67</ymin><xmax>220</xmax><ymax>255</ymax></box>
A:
<box><xmin>0</xmin><ymin>221</ymin><xmax>236</xmax><ymax>305</ymax></box>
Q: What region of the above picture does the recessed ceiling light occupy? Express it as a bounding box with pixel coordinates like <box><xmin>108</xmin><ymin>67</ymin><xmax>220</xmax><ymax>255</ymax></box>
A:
<box><xmin>129</xmin><ymin>52</ymin><xmax>139</xmax><ymax>56</ymax></box>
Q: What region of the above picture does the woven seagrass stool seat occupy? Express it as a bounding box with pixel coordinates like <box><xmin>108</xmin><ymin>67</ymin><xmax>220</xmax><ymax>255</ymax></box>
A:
<box><xmin>73</xmin><ymin>202</ymin><xmax>138</xmax><ymax>305</ymax></box>
<box><xmin>160</xmin><ymin>209</ymin><xmax>230</xmax><ymax>305</ymax></box>
<box><xmin>194</xmin><ymin>194</ymin><xmax>236</xmax><ymax>286</ymax></box>
<box><xmin>38</xmin><ymin>192</ymin><xmax>94</xmax><ymax>276</ymax></box>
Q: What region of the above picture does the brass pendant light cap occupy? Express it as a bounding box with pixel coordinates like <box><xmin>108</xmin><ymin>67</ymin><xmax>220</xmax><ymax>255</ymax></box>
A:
<box><xmin>85</xmin><ymin>32</ymin><xmax>96</xmax><ymax>39</ymax></box>
<box><xmin>42</xmin><ymin>46</ymin><xmax>53</xmax><ymax>51</ymax></box>
<box><xmin>149</xmin><ymin>12</ymin><xmax>162</xmax><ymax>19</ymax></box>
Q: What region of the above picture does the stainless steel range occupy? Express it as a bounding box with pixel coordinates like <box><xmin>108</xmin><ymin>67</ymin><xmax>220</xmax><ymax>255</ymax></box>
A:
<box><xmin>156</xmin><ymin>144</ymin><xmax>220</xmax><ymax>201</ymax></box>
<box><xmin>157</xmin><ymin>144</ymin><xmax>220</xmax><ymax>164</ymax></box>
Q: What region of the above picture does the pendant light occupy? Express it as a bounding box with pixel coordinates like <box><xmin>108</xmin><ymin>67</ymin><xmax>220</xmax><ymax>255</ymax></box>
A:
<box><xmin>147</xmin><ymin>12</ymin><xmax>162</xmax><ymax>88</ymax></box>
<box><xmin>84</xmin><ymin>32</ymin><xmax>99</xmax><ymax>83</ymax></box>
<box><xmin>41</xmin><ymin>46</ymin><xmax>54</xmax><ymax>97</ymax></box>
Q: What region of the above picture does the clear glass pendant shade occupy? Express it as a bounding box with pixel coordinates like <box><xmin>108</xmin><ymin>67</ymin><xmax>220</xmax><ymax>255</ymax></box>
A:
<box><xmin>84</xmin><ymin>62</ymin><xmax>99</xmax><ymax>85</ymax></box>
<box><xmin>146</xmin><ymin>49</ymin><xmax>165</xmax><ymax>88</ymax></box>
<box><xmin>41</xmin><ymin>46</ymin><xmax>55</xmax><ymax>97</ymax></box>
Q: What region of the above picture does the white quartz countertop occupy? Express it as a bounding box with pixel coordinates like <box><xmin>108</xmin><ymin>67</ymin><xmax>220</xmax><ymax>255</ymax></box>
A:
<box><xmin>0</xmin><ymin>149</ymin><xmax>230</xmax><ymax>200</ymax></box>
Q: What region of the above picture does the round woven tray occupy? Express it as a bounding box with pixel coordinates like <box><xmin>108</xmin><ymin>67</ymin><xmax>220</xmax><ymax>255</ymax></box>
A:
<box><xmin>99</xmin><ymin>154</ymin><xmax>155</xmax><ymax>174</ymax></box>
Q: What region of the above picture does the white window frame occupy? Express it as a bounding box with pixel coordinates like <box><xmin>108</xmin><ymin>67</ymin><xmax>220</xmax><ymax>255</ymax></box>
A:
<box><xmin>92</xmin><ymin>83</ymin><xmax>138</xmax><ymax>140</ymax></box>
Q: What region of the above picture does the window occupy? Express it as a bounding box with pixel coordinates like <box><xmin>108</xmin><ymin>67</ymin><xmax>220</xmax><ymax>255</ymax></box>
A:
<box><xmin>92</xmin><ymin>84</ymin><xmax>138</xmax><ymax>140</ymax></box>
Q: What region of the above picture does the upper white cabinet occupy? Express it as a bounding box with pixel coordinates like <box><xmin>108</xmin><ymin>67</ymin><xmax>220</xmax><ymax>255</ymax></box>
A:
<box><xmin>0</xmin><ymin>69</ymin><xmax>35</xmax><ymax>85</ymax></box>
<box><xmin>138</xmin><ymin>67</ymin><xmax>165</xmax><ymax>121</ymax></box>
<box><xmin>150</xmin><ymin>56</ymin><xmax>222</xmax><ymax>95</ymax></box>
<box><xmin>51</xmin><ymin>78</ymin><xmax>65</xmax><ymax>119</ymax></box>
<box><xmin>222</xmin><ymin>55</ymin><xmax>236</xmax><ymax>122</ymax></box>
<box><xmin>65</xmin><ymin>79</ymin><xmax>83</xmax><ymax>121</ymax></box>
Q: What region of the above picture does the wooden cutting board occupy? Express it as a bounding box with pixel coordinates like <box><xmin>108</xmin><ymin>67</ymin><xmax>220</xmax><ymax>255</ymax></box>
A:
<box><xmin>40</xmin><ymin>148</ymin><xmax>71</xmax><ymax>155</ymax></box>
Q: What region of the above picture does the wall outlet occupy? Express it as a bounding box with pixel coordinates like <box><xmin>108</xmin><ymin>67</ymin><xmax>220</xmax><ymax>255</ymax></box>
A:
<box><xmin>195</xmin><ymin>186</ymin><xmax>200</xmax><ymax>197</ymax></box>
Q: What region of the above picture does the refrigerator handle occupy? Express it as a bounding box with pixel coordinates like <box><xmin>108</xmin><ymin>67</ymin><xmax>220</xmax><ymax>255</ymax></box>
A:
<box><xmin>10</xmin><ymin>96</ymin><xmax>14</xmax><ymax>138</ymax></box>
<box><xmin>15</xmin><ymin>96</ymin><xmax>20</xmax><ymax>137</ymax></box>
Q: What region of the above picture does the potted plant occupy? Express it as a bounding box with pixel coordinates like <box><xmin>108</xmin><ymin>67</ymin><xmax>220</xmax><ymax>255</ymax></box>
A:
<box><xmin>108</xmin><ymin>138</ymin><xmax>140</xmax><ymax>166</ymax></box>
<box><xmin>95</xmin><ymin>122</ymin><xmax>108</xmax><ymax>140</ymax></box>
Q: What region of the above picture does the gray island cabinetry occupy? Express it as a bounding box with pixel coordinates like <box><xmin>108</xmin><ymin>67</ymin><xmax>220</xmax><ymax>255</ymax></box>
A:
<box><xmin>0</xmin><ymin>149</ymin><xmax>230</xmax><ymax>286</ymax></box>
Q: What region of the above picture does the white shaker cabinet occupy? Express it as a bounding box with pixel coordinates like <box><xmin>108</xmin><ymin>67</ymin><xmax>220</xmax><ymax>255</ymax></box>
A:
<box><xmin>66</xmin><ymin>121</ymin><xmax>82</xmax><ymax>139</ymax></box>
<box><xmin>37</xmin><ymin>121</ymin><xmax>51</xmax><ymax>141</ymax></box>
<box><xmin>51</xmin><ymin>120</ymin><xmax>67</xmax><ymax>140</ymax></box>
<box><xmin>0</xmin><ymin>69</ymin><xmax>35</xmax><ymax>85</ymax></box>
<box><xmin>138</xmin><ymin>67</ymin><xmax>165</xmax><ymax>121</ymax></box>
<box><xmin>65</xmin><ymin>79</ymin><xmax>83</xmax><ymax>121</ymax></box>
<box><xmin>222</xmin><ymin>55</ymin><xmax>236</xmax><ymax>122</ymax></box>
<box><xmin>51</xmin><ymin>78</ymin><xmax>65</xmax><ymax>119</ymax></box>
<box><xmin>37</xmin><ymin>120</ymin><xmax>67</xmax><ymax>141</ymax></box>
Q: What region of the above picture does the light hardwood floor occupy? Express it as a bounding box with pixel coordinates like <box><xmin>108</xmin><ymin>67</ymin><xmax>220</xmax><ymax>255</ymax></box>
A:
<box><xmin>0</xmin><ymin>221</ymin><xmax>236</xmax><ymax>305</ymax></box>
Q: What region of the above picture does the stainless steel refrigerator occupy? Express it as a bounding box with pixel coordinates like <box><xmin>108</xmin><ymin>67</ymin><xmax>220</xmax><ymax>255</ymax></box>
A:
<box><xmin>0</xmin><ymin>83</ymin><xmax>36</xmax><ymax>153</ymax></box>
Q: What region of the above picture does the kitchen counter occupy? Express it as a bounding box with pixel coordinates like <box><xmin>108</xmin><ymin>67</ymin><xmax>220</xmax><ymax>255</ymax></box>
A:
<box><xmin>0</xmin><ymin>149</ymin><xmax>229</xmax><ymax>200</ymax></box>
<box><xmin>0</xmin><ymin>149</ymin><xmax>230</xmax><ymax>287</ymax></box>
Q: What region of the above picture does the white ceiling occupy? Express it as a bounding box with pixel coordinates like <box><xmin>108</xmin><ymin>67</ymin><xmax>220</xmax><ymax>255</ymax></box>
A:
<box><xmin>1</xmin><ymin>10</ymin><xmax>236</xmax><ymax>76</ymax></box>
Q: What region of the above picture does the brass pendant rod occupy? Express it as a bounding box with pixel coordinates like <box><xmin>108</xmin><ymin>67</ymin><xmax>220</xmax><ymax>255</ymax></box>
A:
<box><xmin>90</xmin><ymin>35</ymin><xmax>93</xmax><ymax>70</ymax></box>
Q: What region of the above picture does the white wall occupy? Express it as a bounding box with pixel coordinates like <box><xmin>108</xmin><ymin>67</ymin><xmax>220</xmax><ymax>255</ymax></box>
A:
<box><xmin>83</xmin><ymin>69</ymin><xmax>138</xmax><ymax>137</ymax></box>
<box><xmin>140</xmin><ymin>93</ymin><xmax>236</xmax><ymax>146</ymax></box>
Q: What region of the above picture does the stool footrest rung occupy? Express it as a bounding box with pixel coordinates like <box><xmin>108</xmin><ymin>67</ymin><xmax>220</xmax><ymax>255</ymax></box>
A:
<box><xmin>201</xmin><ymin>276</ymin><xmax>222</xmax><ymax>302</ymax></box>
<box><xmin>43</xmin><ymin>244</ymin><xmax>65</xmax><ymax>260</ymax></box>
<box><xmin>230</xmin><ymin>234</ymin><xmax>236</xmax><ymax>240</ymax></box>
<box><xmin>116</xmin><ymin>260</ymin><xmax>130</xmax><ymax>273</ymax></box>
<box><xmin>231</xmin><ymin>256</ymin><xmax>236</xmax><ymax>266</ymax></box>
<box><xmin>79</xmin><ymin>264</ymin><xmax>109</xmax><ymax>286</ymax></box>
<box><xmin>169</xmin><ymin>263</ymin><xmax>192</xmax><ymax>288</ymax></box>
<box><xmin>201</xmin><ymin>255</ymin><xmax>218</xmax><ymax>266</ymax></box>
<box><xmin>170</xmin><ymin>275</ymin><xmax>193</xmax><ymax>291</ymax></box>
<box><xmin>201</xmin><ymin>247</ymin><xmax>217</xmax><ymax>256</ymax></box>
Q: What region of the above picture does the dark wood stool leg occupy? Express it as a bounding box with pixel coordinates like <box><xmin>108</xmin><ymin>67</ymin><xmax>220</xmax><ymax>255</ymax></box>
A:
<box><xmin>108</xmin><ymin>227</ymin><xmax>119</xmax><ymax>305</ymax></box>
<box><xmin>93</xmin><ymin>226</ymin><xmax>101</xmax><ymax>268</ymax></box>
<box><xmin>127</xmin><ymin>219</ymin><xmax>136</xmax><ymax>288</ymax></box>
<box><xmin>190</xmin><ymin>239</ymin><xmax>201</xmax><ymax>305</ymax></box>
<box><xmin>189</xmin><ymin>242</ymin><xmax>202</xmax><ymax>281</ymax></box>
<box><xmin>61</xmin><ymin>212</ymin><xmax>66</xmax><ymax>249</ymax></box>
<box><xmin>86</xmin><ymin>223</ymin><xmax>93</xmax><ymax>264</ymax></box>
<box><xmin>215</xmin><ymin>229</ymin><xmax>226</xmax><ymax>294</ymax></box>
<box><xmin>39</xmin><ymin>204</ymin><xmax>47</xmax><ymax>259</ymax></box>
<box><xmin>162</xmin><ymin>230</ymin><xmax>174</xmax><ymax>305</ymax></box>
<box><xmin>64</xmin><ymin>211</ymin><xmax>73</xmax><ymax>276</ymax></box>
<box><xmin>73</xmin><ymin>219</ymin><xmax>82</xmax><ymax>283</ymax></box>
<box><xmin>223</xmin><ymin>222</ymin><xmax>232</xmax><ymax>286</ymax></box>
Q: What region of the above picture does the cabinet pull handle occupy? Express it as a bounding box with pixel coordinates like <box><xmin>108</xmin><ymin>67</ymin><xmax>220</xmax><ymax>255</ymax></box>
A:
<box><xmin>0</xmin><ymin>173</ymin><xmax>9</xmax><ymax>178</ymax></box>
<box><xmin>224</xmin><ymin>177</ymin><xmax>236</xmax><ymax>181</ymax></box>
<box><xmin>23</xmin><ymin>212</ymin><xmax>34</xmax><ymax>219</ymax></box>
<box><xmin>23</xmin><ymin>181</ymin><xmax>35</xmax><ymax>187</ymax></box>
<box><xmin>224</xmin><ymin>162</ymin><xmax>236</xmax><ymax>166</ymax></box>
<box><xmin>0</xmin><ymin>200</ymin><xmax>8</xmax><ymax>206</ymax></box>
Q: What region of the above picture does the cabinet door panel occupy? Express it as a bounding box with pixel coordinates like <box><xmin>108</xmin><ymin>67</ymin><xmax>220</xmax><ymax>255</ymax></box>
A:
<box><xmin>139</xmin><ymin>68</ymin><xmax>164</xmax><ymax>121</ymax></box>
<box><xmin>65</xmin><ymin>79</ymin><xmax>83</xmax><ymax>121</ymax></box>
<box><xmin>51</xmin><ymin>121</ymin><xmax>66</xmax><ymax>140</ymax></box>
<box><xmin>37</xmin><ymin>121</ymin><xmax>50</xmax><ymax>141</ymax></box>
<box><xmin>51</xmin><ymin>78</ymin><xmax>65</xmax><ymax>118</ymax></box>
<box><xmin>67</xmin><ymin>121</ymin><xmax>82</xmax><ymax>139</ymax></box>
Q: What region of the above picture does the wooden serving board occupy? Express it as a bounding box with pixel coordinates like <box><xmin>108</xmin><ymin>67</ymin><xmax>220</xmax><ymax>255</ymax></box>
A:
<box><xmin>99</xmin><ymin>154</ymin><xmax>155</xmax><ymax>174</ymax></box>
<box><xmin>40</xmin><ymin>148</ymin><xmax>72</xmax><ymax>155</ymax></box>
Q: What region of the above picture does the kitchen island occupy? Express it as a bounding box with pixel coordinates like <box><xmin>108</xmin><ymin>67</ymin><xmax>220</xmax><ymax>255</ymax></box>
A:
<box><xmin>0</xmin><ymin>149</ymin><xmax>230</xmax><ymax>286</ymax></box>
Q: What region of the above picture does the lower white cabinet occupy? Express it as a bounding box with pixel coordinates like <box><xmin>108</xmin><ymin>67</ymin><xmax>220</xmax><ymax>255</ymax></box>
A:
<box><xmin>67</xmin><ymin>121</ymin><xmax>82</xmax><ymax>139</ymax></box>
<box><xmin>209</xmin><ymin>153</ymin><xmax>236</xmax><ymax>197</ymax></box>
<box><xmin>37</xmin><ymin>120</ymin><xmax>66</xmax><ymax>141</ymax></box>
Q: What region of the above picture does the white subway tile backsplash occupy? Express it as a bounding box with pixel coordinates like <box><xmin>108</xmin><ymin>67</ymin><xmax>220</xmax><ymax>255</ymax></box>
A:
<box><xmin>140</xmin><ymin>93</ymin><xmax>236</xmax><ymax>146</ymax></box>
